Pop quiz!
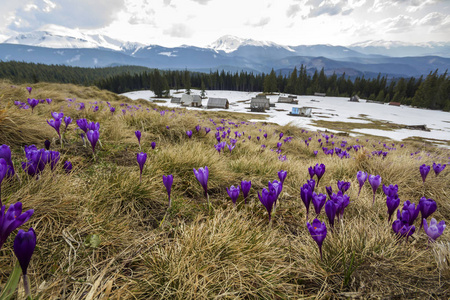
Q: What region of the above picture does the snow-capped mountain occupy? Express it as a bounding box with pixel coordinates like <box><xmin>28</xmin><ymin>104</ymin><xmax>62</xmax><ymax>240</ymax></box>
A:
<box><xmin>208</xmin><ymin>35</ymin><xmax>294</xmax><ymax>53</ymax></box>
<box><xmin>1</xmin><ymin>27</ymin><xmax>449</xmax><ymax>78</ymax></box>
<box><xmin>349</xmin><ymin>40</ymin><xmax>450</xmax><ymax>58</ymax></box>
<box><xmin>3</xmin><ymin>25</ymin><xmax>125</xmax><ymax>51</ymax></box>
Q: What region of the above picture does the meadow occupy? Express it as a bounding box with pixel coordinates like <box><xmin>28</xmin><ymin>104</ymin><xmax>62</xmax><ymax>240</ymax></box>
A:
<box><xmin>0</xmin><ymin>80</ymin><xmax>449</xmax><ymax>299</ymax></box>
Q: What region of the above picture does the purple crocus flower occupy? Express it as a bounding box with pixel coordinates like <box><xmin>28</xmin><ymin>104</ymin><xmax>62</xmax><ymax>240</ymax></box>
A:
<box><xmin>14</xmin><ymin>227</ymin><xmax>36</xmax><ymax>275</ymax></box>
<box><xmin>423</xmin><ymin>218</ymin><xmax>446</xmax><ymax>241</ymax></box>
<box><xmin>193</xmin><ymin>167</ymin><xmax>209</xmax><ymax>198</ymax></box>
<box><xmin>306</xmin><ymin>218</ymin><xmax>327</xmax><ymax>260</ymax></box>
<box><xmin>135</xmin><ymin>130</ymin><xmax>142</xmax><ymax>148</ymax></box>
<box><xmin>337</xmin><ymin>180</ymin><xmax>351</xmax><ymax>193</ymax></box>
<box><xmin>419</xmin><ymin>164</ymin><xmax>430</xmax><ymax>183</ymax></box>
<box><xmin>313</xmin><ymin>163</ymin><xmax>326</xmax><ymax>186</ymax></box>
<box><xmin>151</xmin><ymin>142</ymin><xmax>156</xmax><ymax>149</ymax></box>
<box><xmin>0</xmin><ymin>202</ymin><xmax>34</xmax><ymax>250</ymax></box>
<box><xmin>241</xmin><ymin>180</ymin><xmax>251</xmax><ymax>204</ymax></box>
<box><xmin>401</xmin><ymin>200</ymin><xmax>420</xmax><ymax>226</ymax></box>
<box><xmin>51</xmin><ymin>112</ymin><xmax>64</xmax><ymax>120</ymax></box>
<box><xmin>86</xmin><ymin>130</ymin><xmax>100</xmax><ymax>154</ymax></box>
<box><xmin>14</xmin><ymin>227</ymin><xmax>36</xmax><ymax>298</ymax></box>
<box><xmin>419</xmin><ymin>197</ymin><xmax>437</xmax><ymax>229</ymax></box>
<box><xmin>49</xmin><ymin>150</ymin><xmax>60</xmax><ymax>170</ymax></box>
<box><xmin>386</xmin><ymin>195</ymin><xmax>400</xmax><ymax>222</ymax></box>
<box><xmin>47</xmin><ymin>118</ymin><xmax>62</xmax><ymax>139</ymax></box>
<box><xmin>382</xmin><ymin>184</ymin><xmax>398</xmax><ymax>197</ymax></box>
<box><xmin>308</xmin><ymin>166</ymin><xmax>315</xmax><ymax>179</ymax></box>
<box><xmin>307</xmin><ymin>179</ymin><xmax>316</xmax><ymax>192</ymax></box>
<box><xmin>204</xmin><ymin>127</ymin><xmax>211</xmax><ymax>134</ymax></box>
<box><xmin>356</xmin><ymin>171</ymin><xmax>367</xmax><ymax>196</ymax></box>
<box><xmin>186</xmin><ymin>130</ymin><xmax>193</xmax><ymax>139</ymax></box>
<box><xmin>27</xmin><ymin>98</ymin><xmax>39</xmax><ymax>113</ymax></box>
<box><xmin>330</xmin><ymin>191</ymin><xmax>350</xmax><ymax>219</ymax></box>
<box><xmin>263</xmin><ymin>133</ymin><xmax>267</xmax><ymax>139</ymax></box>
<box><xmin>258</xmin><ymin>187</ymin><xmax>276</xmax><ymax>222</ymax></box>
<box><xmin>368</xmin><ymin>174</ymin><xmax>381</xmax><ymax>205</ymax></box>
<box><xmin>312</xmin><ymin>192</ymin><xmax>327</xmax><ymax>216</ymax></box>
<box><xmin>64</xmin><ymin>116</ymin><xmax>72</xmax><ymax>131</ymax></box>
<box><xmin>88</xmin><ymin>121</ymin><xmax>100</xmax><ymax>131</ymax></box>
<box><xmin>26</xmin><ymin>87</ymin><xmax>32</xmax><ymax>94</ymax></box>
<box><xmin>227</xmin><ymin>185</ymin><xmax>240</xmax><ymax>206</ymax></box>
<box><xmin>392</xmin><ymin>220</ymin><xmax>416</xmax><ymax>239</ymax></box>
<box><xmin>313</xmin><ymin>150</ymin><xmax>318</xmax><ymax>156</ymax></box>
<box><xmin>325</xmin><ymin>200</ymin><xmax>337</xmax><ymax>229</ymax></box>
<box><xmin>136</xmin><ymin>152</ymin><xmax>147</xmax><ymax>183</ymax></box>
<box><xmin>279</xmin><ymin>132</ymin><xmax>284</xmax><ymax>140</ymax></box>
<box><xmin>300</xmin><ymin>183</ymin><xmax>313</xmax><ymax>220</ymax></box>
<box><xmin>110</xmin><ymin>107</ymin><xmax>116</xmax><ymax>115</ymax></box>
<box><xmin>163</xmin><ymin>174</ymin><xmax>174</xmax><ymax>207</ymax></box>
<box><xmin>63</xmin><ymin>161</ymin><xmax>72</xmax><ymax>173</ymax></box>
<box><xmin>76</xmin><ymin>118</ymin><xmax>89</xmax><ymax>133</ymax></box>
<box><xmin>278</xmin><ymin>170</ymin><xmax>287</xmax><ymax>184</ymax></box>
<box><xmin>227</xmin><ymin>143</ymin><xmax>236</xmax><ymax>153</ymax></box>
<box><xmin>432</xmin><ymin>163</ymin><xmax>446</xmax><ymax>176</ymax></box>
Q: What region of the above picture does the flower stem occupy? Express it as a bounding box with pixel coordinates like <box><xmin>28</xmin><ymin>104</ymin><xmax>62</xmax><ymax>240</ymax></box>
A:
<box><xmin>23</xmin><ymin>274</ymin><xmax>31</xmax><ymax>299</ymax></box>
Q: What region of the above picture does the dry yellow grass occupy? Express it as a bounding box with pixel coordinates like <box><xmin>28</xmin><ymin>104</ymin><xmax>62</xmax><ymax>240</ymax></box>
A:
<box><xmin>0</xmin><ymin>80</ymin><xmax>449</xmax><ymax>299</ymax></box>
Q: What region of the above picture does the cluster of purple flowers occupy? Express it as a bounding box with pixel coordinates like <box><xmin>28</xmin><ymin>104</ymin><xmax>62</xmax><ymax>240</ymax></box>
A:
<box><xmin>420</xmin><ymin>163</ymin><xmax>446</xmax><ymax>182</ymax></box>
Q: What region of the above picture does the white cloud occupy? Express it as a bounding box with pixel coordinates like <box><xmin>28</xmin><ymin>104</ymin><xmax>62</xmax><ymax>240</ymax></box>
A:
<box><xmin>163</xmin><ymin>23</ymin><xmax>192</xmax><ymax>38</ymax></box>
<box><xmin>286</xmin><ymin>4</ymin><xmax>301</xmax><ymax>18</ymax></box>
<box><xmin>246</xmin><ymin>17</ymin><xmax>271</xmax><ymax>27</ymax></box>
<box><xmin>306</xmin><ymin>0</ymin><xmax>353</xmax><ymax>18</ymax></box>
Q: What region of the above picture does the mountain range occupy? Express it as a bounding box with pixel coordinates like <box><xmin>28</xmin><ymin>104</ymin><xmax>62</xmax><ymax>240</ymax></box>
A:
<box><xmin>1</xmin><ymin>28</ymin><xmax>449</xmax><ymax>79</ymax></box>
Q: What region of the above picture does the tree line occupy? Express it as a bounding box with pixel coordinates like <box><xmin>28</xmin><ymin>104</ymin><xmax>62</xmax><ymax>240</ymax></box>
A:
<box><xmin>0</xmin><ymin>61</ymin><xmax>448</xmax><ymax>111</ymax></box>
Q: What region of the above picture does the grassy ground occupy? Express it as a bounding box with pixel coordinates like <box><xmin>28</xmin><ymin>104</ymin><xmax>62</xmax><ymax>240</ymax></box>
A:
<box><xmin>0</xmin><ymin>80</ymin><xmax>449</xmax><ymax>299</ymax></box>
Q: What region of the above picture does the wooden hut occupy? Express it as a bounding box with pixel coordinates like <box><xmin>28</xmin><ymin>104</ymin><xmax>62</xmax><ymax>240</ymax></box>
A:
<box><xmin>181</xmin><ymin>94</ymin><xmax>202</xmax><ymax>107</ymax></box>
<box><xmin>207</xmin><ymin>98</ymin><xmax>229</xmax><ymax>109</ymax></box>
<box><xmin>171</xmin><ymin>97</ymin><xmax>181</xmax><ymax>104</ymax></box>
<box><xmin>389</xmin><ymin>102</ymin><xmax>401</xmax><ymax>106</ymax></box>
<box><xmin>278</xmin><ymin>95</ymin><xmax>298</xmax><ymax>104</ymax></box>
<box><xmin>314</xmin><ymin>92</ymin><xmax>326</xmax><ymax>97</ymax></box>
<box><xmin>291</xmin><ymin>107</ymin><xmax>312</xmax><ymax>117</ymax></box>
<box><xmin>349</xmin><ymin>95</ymin><xmax>360</xmax><ymax>102</ymax></box>
<box><xmin>250</xmin><ymin>95</ymin><xmax>270</xmax><ymax>112</ymax></box>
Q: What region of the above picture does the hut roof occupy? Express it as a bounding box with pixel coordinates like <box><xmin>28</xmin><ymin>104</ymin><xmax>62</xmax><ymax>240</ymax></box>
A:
<box><xmin>207</xmin><ymin>98</ymin><xmax>229</xmax><ymax>109</ymax></box>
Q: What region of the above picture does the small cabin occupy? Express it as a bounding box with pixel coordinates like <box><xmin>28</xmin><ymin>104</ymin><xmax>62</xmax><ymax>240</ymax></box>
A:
<box><xmin>349</xmin><ymin>95</ymin><xmax>360</xmax><ymax>102</ymax></box>
<box><xmin>291</xmin><ymin>107</ymin><xmax>312</xmax><ymax>117</ymax></box>
<box><xmin>171</xmin><ymin>97</ymin><xmax>181</xmax><ymax>104</ymax></box>
<box><xmin>389</xmin><ymin>102</ymin><xmax>401</xmax><ymax>106</ymax></box>
<box><xmin>207</xmin><ymin>98</ymin><xmax>229</xmax><ymax>109</ymax></box>
<box><xmin>250</xmin><ymin>95</ymin><xmax>270</xmax><ymax>111</ymax></box>
<box><xmin>278</xmin><ymin>96</ymin><xmax>299</xmax><ymax>104</ymax></box>
<box><xmin>314</xmin><ymin>92</ymin><xmax>326</xmax><ymax>97</ymax></box>
<box><xmin>181</xmin><ymin>94</ymin><xmax>202</xmax><ymax>107</ymax></box>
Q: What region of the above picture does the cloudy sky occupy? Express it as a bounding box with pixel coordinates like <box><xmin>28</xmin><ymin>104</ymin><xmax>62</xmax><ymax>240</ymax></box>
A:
<box><xmin>0</xmin><ymin>0</ymin><xmax>449</xmax><ymax>47</ymax></box>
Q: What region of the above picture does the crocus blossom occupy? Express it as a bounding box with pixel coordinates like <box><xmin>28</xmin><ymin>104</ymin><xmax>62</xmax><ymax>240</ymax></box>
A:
<box><xmin>47</xmin><ymin>118</ymin><xmax>62</xmax><ymax>139</ymax></box>
<box><xmin>382</xmin><ymin>184</ymin><xmax>398</xmax><ymax>197</ymax></box>
<box><xmin>308</xmin><ymin>166</ymin><xmax>315</xmax><ymax>179</ymax></box>
<box><xmin>163</xmin><ymin>174</ymin><xmax>174</xmax><ymax>207</ymax></box>
<box><xmin>135</xmin><ymin>130</ymin><xmax>141</xmax><ymax>148</ymax></box>
<box><xmin>86</xmin><ymin>130</ymin><xmax>100</xmax><ymax>154</ymax></box>
<box><xmin>227</xmin><ymin>185</ymin><xmax>240</xmax><ymax>206</ymax></box>
<box><xmin>278</xmin><ymin>170</ymin><xmax>287</xmax><ymax>184</ymax></box>
<box><xmin>258</xmin><ymin>188</ymin><xmax>276</xmax><ymax>222</ymax></box>
<box><xmin>356</xmin><ymin>171</ymin><xmax>367</xmax><ymax>196</ymax></box>
<box><xmin>186</xmin><ymin>130</ymin><xmax>193</xmax><ymax>139</ymax></box>
<box><xmin>401</xmin><ymin>200</ymin><xmax>420</xmax><ymax>226</ymax></box>
<box><xmin>419</xmin><ymin>164</ymin><xmax>430</xmax><ymax>183</ymax></box>
<box><xmin>307</xmin><ymin>219</ymin><xmax>327</xmax><ymax>260</ymax></box>
<box><xmin>241</xmin><ymin>180</ymin><xmax>251</xmax><ymax>204</ymax></box>
<box><xmin>0</xmin><ymin>202</ymin><xmax>34</xmax><ymax>250</ymax></box>
<box><xmin>193</xmin><ymin>167</ymin><xmax>209</xmax><ymax>198</ymax></box>
<box><xmin>423</xmin><ymin>218</ymin><xmax>446</xmax><ymax>241</ymax></box>
<box><xmin>325</xmin><ymin>200</ymin><xmax>337</xmax><ymax>229</ymax></box>
<box><xmin>26</xmin><ymin>87</ymin><xmax>32</xmax><ymax>94</ymax></box>
<box><xmin>337</xmin><ymin>180</ymin><xmax>351</xmax><ymax>193</ymax></box>
<box><xmin>64</xmin><ymin>116</ymin><xmax>72</xmax><ymax>131</ymax></box>
<box><xmin>137</xmin><ymin>152</ymin><xmax>147</xmax><ymax>183</ymax></box>
<box><xmin>27</xmin><ymin>98</ymin><xmax>39</xmax><ymax>113</ymax></box>
<box><xmin>312</xmin><ymin>192</ymin><xmax>327</xmax><ymax>216</ymax></box>
<box><xmin>368</xmin><ymin>174</ymin><xmax>381</xmax><ymax>204</ymax></box>
<box><xmin>419</xmin><ymin>197</ymin><xmax>437</xmax><ymax>228</ymax></box>
<box><xmin>14</xmin><ymin>227</ymin><xmax>36</xmax><ymax>298</ymax></box>
<box><xmin>386</xmin><ymin>195</ymin><xmax>400</xmax><ymax>222</ymax></box>
<box><xmin>432</xmin><ymin>163</ymin><xmax>446</xmax><ymax>176</ymax></box>
<box><xmin>63</xmin><ymin>161</ymin><xmax>73</xmax><ymax>173</ymax></box>
<box><xmin>314</xmin><ymin>163</ymin><xmax>326</xmax><ymax>186</ymax></box>
<box><xmin>14</xmin><ymin>227</ymin><xmax>36</xmax><ymax>275</ymax></box>
<box><xmin>300</xmin><ymin>183</ymin><xmax>313</xmax><ymax>220</ymax></box>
